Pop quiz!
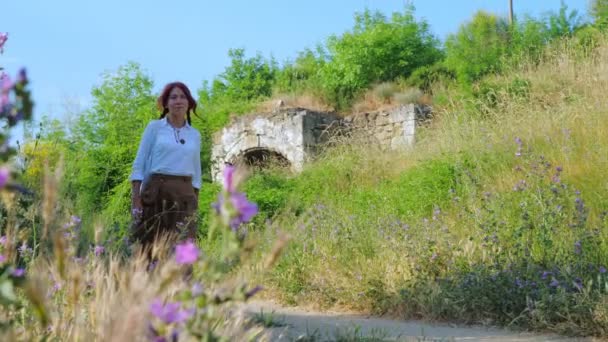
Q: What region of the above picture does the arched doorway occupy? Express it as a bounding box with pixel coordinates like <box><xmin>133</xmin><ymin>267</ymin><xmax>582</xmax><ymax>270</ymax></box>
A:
<box><xmin>232</xmin><ymin>147</ymin><xmax>291</xmax><ymax>171</ymax></box>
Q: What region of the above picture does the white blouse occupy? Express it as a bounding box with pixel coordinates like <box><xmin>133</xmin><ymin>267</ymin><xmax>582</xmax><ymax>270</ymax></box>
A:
<box><xmin>130</xmin><ymin>117</ymin><xmax>202</xmax><ymax>189</ymax></box>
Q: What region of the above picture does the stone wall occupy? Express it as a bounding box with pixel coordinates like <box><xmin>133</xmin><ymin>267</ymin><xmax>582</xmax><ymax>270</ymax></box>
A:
<box><xmin>210</xmin><ymin>105</ymin><xmax>430</xmax><ymax>182</ymax></box>
<box><xmin>342</xmin><ymin>104</ymin><xmax>430</xmax><ymax>150</ymax></box>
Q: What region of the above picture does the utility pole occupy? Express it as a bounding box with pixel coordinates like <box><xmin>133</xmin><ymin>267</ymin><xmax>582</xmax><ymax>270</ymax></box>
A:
<box><xmin>509</xmin><ymin>0</ymin><xmax>514</xmax><ymax>25</ymax></box>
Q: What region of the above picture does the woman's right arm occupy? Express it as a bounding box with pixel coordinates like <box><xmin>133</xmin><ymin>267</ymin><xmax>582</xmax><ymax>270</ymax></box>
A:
<box><xmin>131</xmin><ymin>180</ymin><xmax>143</xmax><ymax>214</ymax></box>
<box><xmin>130</xmin><ymin>123</ymin><xmax>155</xmax><ymax>213</ymax></box>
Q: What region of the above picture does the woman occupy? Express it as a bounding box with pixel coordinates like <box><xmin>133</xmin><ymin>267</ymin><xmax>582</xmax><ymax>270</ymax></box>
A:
<box><xmin>130</xmin><ymin>82</ymin><xmax>201</xmax><ymax>252</ymax></box>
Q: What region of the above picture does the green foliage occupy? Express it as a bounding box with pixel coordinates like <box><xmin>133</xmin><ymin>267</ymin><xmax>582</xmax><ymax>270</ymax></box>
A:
<box><xmin>382</xmin><ymin>160</ymin><xmax>457</xmax><ymax>217</ymax></box>
<box><xmin>445</xmin><ymin>6</ymin><xmax>585</xmax><ymax>84</ymax></box>
<box><xmin>273</xmin><ymin>46</ymin><xmax>327</xmax><ymax>95</ymax></box>
<box><xmin>545</xmin><ymin>2</ymin><xmax>583</xmax><ymax>37</ymax></box>
<box><xmin>406</xmin><ymin>62</ymin><xmax>455</xmax><ymax>93</ymax></box>
<box><xmin>63</xmin><ymin>62</ymin><xmax>156</xmax><ymax>222</ymax></box>
<box><xmin>473</xmin><ymin>77</ymin><xmax>531</xmax><ymax>114</ymax></box>
<box><xmin>445</xmin><ymin>11</ymin><xmax>511</xmax><ymax>84</ymax></box>
<box><xmin>210</xmin><ymin>48</ymin><xmax>277</xmax><ymax>103</ymax></box>
<box><xmin>591</xmin><ymin>0</ymin><xmax>608</xmax><ymax>29</ymax></box>
<box><xmin>317</xmin><ymin>7</ymin><xmax>442</xmax><ymax>109</ymax></box>
<box><xmin>243</xmin><ymin>170</ymin><xmax>293</xmax><ymax>220</ymax></box>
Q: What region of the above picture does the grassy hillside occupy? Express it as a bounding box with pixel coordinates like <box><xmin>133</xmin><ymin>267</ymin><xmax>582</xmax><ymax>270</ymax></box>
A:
<box><xmin>235</xmin><ymin>37</ymin><xmax>608</xmax><ymax>336</ymax></box>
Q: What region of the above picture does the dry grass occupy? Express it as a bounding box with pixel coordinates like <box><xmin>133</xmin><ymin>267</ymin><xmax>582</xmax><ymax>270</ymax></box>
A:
<box><xmin>352</xmin><ymin>82</ymin><xmax>431</xmax><ymax>114</ymax></box>
<box><xmin>255</xmin><ymin>93</ymin><xmax>334</xmax><ymax>113</ymax></box>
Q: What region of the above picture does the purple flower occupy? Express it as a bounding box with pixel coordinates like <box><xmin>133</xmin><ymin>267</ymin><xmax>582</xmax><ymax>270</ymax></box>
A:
<box><xmin>0</xmin><ymin>32</ymin><xmax>7</xmax><ymax>53</ymax></box>
<box><xmin>0</xmin><ymin>255</ymin><xmax>6</xmax><ymax>263</ymax></box>
<box><xmin>574</xmin><ymin>240</ymin><xmax>582</xmax><ymax>254</ymax></box>
<box><xmin>94</xmin><ymin>245</ymin><xmax>105</xmax><ymax>256</ymax></box>
<box><xmin>541</xmin><ymin>271</ymin><xmax>552</xmax><ymax>280</ymax></box>
<box><xmin>223</xmin><ymin>165</ymin><xmax>235</xmax><ymax>192</ymax></box>
<box><xmin>11</xmin><ymin>268</ymin><xmax>25</xmax><ymax>277</ymax></box>
<box><xmin>550</xmin><ymin>278</ymin><xmax>559</xmax><ymax>288</ymax></box>
<box><xmin>17</xmin><ymin>68</ymin><xmax>27</xmax><ymax>84</ymax></box>
<box><xmin>0</xmin><ymin>167</ymin><xmax>10</xmax><ymax>188</ymax></box>
<box><xmin>0</xmin><ymin>236</ymin><xmax>6</xmax><ymax>245</ymax></box>
<box><xmin>213</xmin><ymin>165</ymin><xmax>259</xmax><ymax>232</ymax></box>
<box><xmin>18</xmin><ymin>242</ymin><xmax>32</xmax><ymax>257</ymax></box>
<box><xmin>191</xmin><ymin>282</ymin><xmax>204</xmax><ymax>297</ymax></box>
<box><xmin>71</xmin><ymin>215</ymin><xmax>81</xmax><ymax>225</ymax></box>
<box><xmin>174</xmin><ymin>241</ymin><xmax>199</xmax><ymax>265</ymax></box>
<box><xmin>229</xmin><ymin>192</ymin><xmax>258</xmax><ymax>230</ymax></box>
<box><xmin>600</xmin><ymin>266</ymin><xmax>607</xmax><ymax>274</ymax></box>
<box><xmin>573</xmin><ymin>278</ymin><xmax>583</xmax><ymax>291</ymax></box>
<box><xmin>149</xmin><ymin>298</ymin><xmax>194</xmax><ymax>324</ymax></box>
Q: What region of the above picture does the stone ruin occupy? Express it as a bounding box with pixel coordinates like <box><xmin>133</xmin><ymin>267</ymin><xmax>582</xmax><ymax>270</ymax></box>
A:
<box><xmin>210</xmin><ymin>104</ymin><xmax>431</xmax><ymax>182</ymax></box>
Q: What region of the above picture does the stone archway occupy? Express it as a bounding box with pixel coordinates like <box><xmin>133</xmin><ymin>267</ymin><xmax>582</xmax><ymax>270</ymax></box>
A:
<box><xmin>231</xmin><ymin>147</ymin><xmax>291</xmax><ymax>170</ymax></box>
<box><xmin>210</xmin><ymin>106</ymin><xmax>421</xmax><ymax>182</ymax></box>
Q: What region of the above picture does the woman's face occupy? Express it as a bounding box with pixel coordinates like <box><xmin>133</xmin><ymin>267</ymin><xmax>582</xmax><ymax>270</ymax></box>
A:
<box><xmin>167</xmin><ymin>87</ymin><xmax>189</xmax><ymax>117</ymax></box>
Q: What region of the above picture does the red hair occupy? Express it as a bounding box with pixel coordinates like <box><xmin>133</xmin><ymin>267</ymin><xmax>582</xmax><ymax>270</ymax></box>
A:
<box><xmin>157</xmin><ymin>82</ymin><xmax>197</xmax><ymax>125</ymax></box>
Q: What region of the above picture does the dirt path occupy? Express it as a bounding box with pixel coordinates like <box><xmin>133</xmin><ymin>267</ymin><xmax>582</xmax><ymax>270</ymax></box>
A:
<box><xmin>243</xmin><ymin>300</ymin><xmax>590</xmax><ymax>341</ymax></box>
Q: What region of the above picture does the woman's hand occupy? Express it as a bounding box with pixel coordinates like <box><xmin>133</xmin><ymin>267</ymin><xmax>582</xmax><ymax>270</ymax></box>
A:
<box><xmin>131</xmin><ymin>181</ymin><xmax>143</xmax><ymax>221</ymax></box>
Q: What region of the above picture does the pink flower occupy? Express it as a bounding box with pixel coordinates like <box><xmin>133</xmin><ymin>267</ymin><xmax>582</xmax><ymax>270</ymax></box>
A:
<box><xmin>174</xmin><ymin>241</ymin><xmax>199</xmax><ymax>265</ymax></box>
<box><xmin>0</xmin><ymin>32</ymin><xmax>7</xmax><ymax>53</ymax></box>
<box><xmin>0</xmin><ymin>168</ymin><xmax>10</xmax><ymax>188</ymax></box>
<box><xmin>149</xmin><ymin>299</ymin><xmax>194</xmax><ymax>324</ymax></box>
<box><xmin>11</xmin><ymin>268</ymin><xmax>25</xmax><ymax>277</ymax></box>
<box><xmin>94</xmin><ymin>245</ymin><xmax>105</xmax><ymax>256</ymax></box>
<box><xmin>223</xmin><ymin>164</ymin><xmax>235</xmax><ymax>192</ymax></box>
<box><xmin>229</xmin><ymin>192</ymin><xmax>258</xmax><ymax>230</ymax></box>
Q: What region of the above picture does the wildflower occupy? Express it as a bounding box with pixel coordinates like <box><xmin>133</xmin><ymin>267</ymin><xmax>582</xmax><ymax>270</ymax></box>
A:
<box><xmin>51</xmin><ymin>281</ymin><xmax>62</xmax><ymax>295</ymax></box>
<box><xmin>600</xmin><ymin>266</ymin><xmax>607</xmax><ymax>274</ymax></box>
<box><xmin>574</xmin><ymin>240</ymin><xmax>582</xmax><ymax>254</ymax></box>
<box><xmin>549</xmin><ymin>278</ymin><xmax>559</xmax><ymax>288</ymax></box>
<box><xmin>0</xmin><ymin>255</ymin><xmax>5</xmax><ymax>263</ymax></box>
<box><xmin>11</xmin><ymin>268</ymin><xmax>25</xmax><ymax>277</ymax></box>
<box><xmin>213</xmin><ymin>165</ymin><xmax>258</xmax><ymax>231</ymax></box>
<box><xmin>0</xmin><ymin>236</ymin><xmax>6</xmax><ymax>245</ymax></box>
<box><xmin>0</xmin><ymin>33</ymin><xmax>7</xmax><ymax>53</ymax></box>
<box><xmin>573</xmin><ymin>278</ymin><xmax>583</xmax><ymax>291</ymax></box>
<box><xmin>149</xmin><ymin>298</ymin><xmax>194</xmax><ymax>324</ymax></box>
<box><xmin>93</xmin><ymin>245</ymin><xmax>105</xmax><ymax>256</ymax></box>
<box><xmin>541</xmin><ymin>271</ymin><xmax>552</xmax><ymax>280</ymax></box>
<box><xmin>174</xmin><ymin>240</ymin><xmax>199</xmax><ymax>265</ymax></box>
<box><xmin>575</xmin><ymin>197</ymin><xmax>585</xmax><ymax>213</ymax></box>
<box><xmin>191</xmin><ymin>282</ymin><xmax>204</xmax><ymax>297</ymax></box>
<box><xmin>17</xmin><ymin>68</ymin><xmax>27</xmax><ymax>84</ymax></box>
<box><xmin>70</xmin><ymin>215</ymin><xmax>81</xmax><ymax>225</ymax></box>
<box><xmin>222</xmin><ymin>164</ymin><xmax>236</xmax><ymax>192</ymax></box>
<box><xmin>18</xmin><ymin>242</ymin><xmax>32</xmax><ymax>257</ymax></box>
<box><xmin>0</xmin><ymin>167</ymin><xmax>9</xmax><ymax>188</ymax></box>
<box><xmin>147</xmin><ymin>260</ymin><xmax>158</xmax><ymax>272</ymax></box>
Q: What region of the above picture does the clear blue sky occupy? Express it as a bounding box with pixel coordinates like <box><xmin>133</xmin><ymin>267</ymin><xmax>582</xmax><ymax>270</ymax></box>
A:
<box><xmin>1</xmin><ymin>0</ymin><xmax>591</xmax><ymax>141</ymax></box>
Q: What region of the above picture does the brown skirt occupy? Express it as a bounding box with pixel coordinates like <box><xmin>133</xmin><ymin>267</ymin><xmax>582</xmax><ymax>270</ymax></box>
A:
<box><xmin>132</xmin><ymin>173</ymin><xmax>198</xmax><ymax>249</ymax></box>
